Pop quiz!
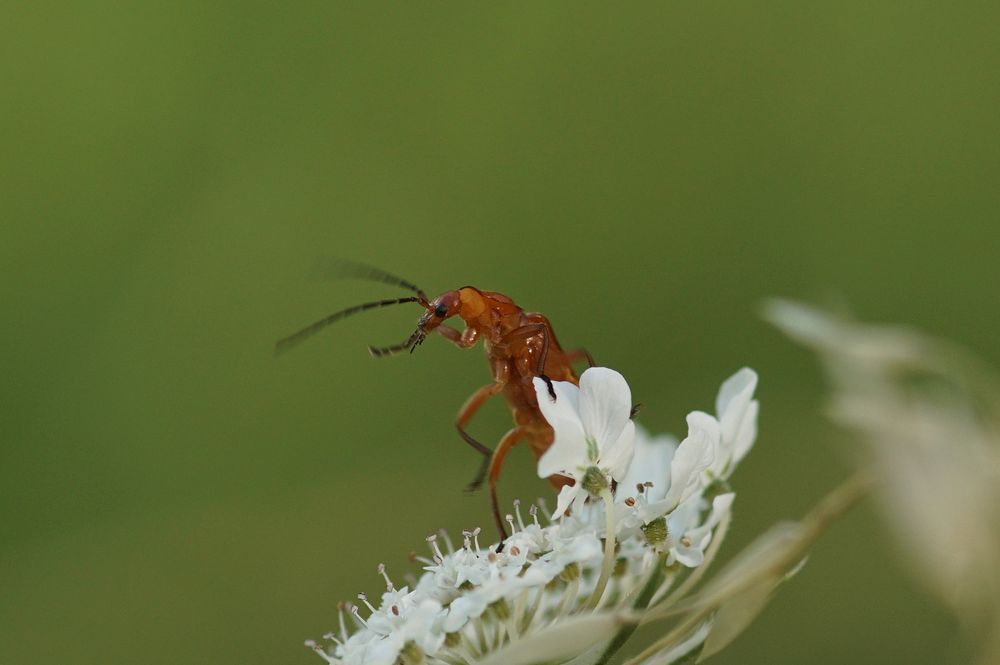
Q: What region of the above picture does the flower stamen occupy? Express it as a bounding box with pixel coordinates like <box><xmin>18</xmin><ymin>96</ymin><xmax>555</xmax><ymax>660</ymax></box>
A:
<box><xmin>348</xmin><ymin>604</ymin><xmax>368</xmax><ymax>629</ymax></box>
<box><xmin>426</xmin><ymin>534</ymin><xmax>445</xmax><ymax>563</ymax></box>
<box><xmin>357</xmin><ymin>592</ymin><xmax>376</xmax><ymax>613</ymax></box>
<box><xmin>335</xmin><ymin>602</ymin><xmax>349</xmax><ymax>642</ymax></box>
<box><xmin>305</xmin><ymin>640</ymin><xmax>338</xmax><ymax>664</ymax></box>
<box><xmin>377</xmin><ymin>562</ymin><xmax>395</xmax><ymax>592</ymax></box>
<box><xmin>513</xmin><ymin>499</ymin><xmax>526</xmax><ymax>531</ymax></box>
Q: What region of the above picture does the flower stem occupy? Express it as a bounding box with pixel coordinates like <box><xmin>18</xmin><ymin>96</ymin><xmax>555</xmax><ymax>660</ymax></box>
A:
<box><xmin>594</xmin><ymin>552</ymin><xmax>668</xmax><ymax>665</ymax></box>
<box><xmin>585</xmin><ymin>488</ymin><xmax>618</xmax><ymax>611</ymax></box>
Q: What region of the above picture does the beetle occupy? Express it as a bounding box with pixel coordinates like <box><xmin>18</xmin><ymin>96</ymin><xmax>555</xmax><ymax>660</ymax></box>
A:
<box><xmin>276</xmin><ymin>260</ymin><xmax>595</xmax><ymax>539</ymax></box>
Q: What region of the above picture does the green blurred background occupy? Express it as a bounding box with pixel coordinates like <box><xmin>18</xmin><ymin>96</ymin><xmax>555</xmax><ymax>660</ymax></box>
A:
<box><xmin>3</xmin><ymin>2</ymin><xmax>998</xmax><ymax>663</ymax></box>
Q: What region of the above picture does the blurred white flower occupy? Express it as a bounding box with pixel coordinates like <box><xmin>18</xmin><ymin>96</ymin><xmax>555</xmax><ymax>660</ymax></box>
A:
<box><xmin>766</xmin><ymin>299</ymin><xmax>1000</xmax><ymax>663</ymax></box>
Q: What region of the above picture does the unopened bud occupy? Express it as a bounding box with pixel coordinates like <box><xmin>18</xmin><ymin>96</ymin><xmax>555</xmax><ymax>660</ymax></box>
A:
<box><xmin>641</xmin><ymin>517</ymin><xmax>668</xmax><ymax>546</ymax></box>
<box><xmin>581</xmin><ymin>466</ymin><xmax>609</xmax><ymax>495</ymax></box>
<box><xmin>488</xmin><ymin>599</ymin><xmax>511</xmax><ymax>620</ymax></box>
<box><xmin>559</xmin><ymin>562</ymin><xmax>581</xmax><ymax>582</ymax></box>
<box><xmin>400</xmin><ymin>640</ymin><xmax>424</xmax><ymax>664</ymax></box>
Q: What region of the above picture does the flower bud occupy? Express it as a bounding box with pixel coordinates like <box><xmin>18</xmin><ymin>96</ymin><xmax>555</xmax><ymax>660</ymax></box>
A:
<box><xmin>560</xmin><ymin>562</ymin><xmax>581</xmax><ymax>582</ymax></box>
<box><xmin>400</xmin><ymin>640</ymin><xmax>424</xmax><ymax>664</ymax></box>
<box><xmin>488</xmin><ymin>599</ymin><xmax>511</xmax><ymax>620</ymax></box>
<box><xmin>641</xmin><ymin>517</ymin><xmax>668</xmax><ymax>546</ymax></box>
<box><xmin>581</xmin><ymin>466</ymin><xmax>609</xmax><ymax>495</ymax></box>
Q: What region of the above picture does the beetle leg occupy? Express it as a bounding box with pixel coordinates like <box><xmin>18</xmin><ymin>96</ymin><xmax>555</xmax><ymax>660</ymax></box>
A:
<box><xmin>487</xmin><ymin>426</ymin><xmax>526</xmax><ymax>542</ymax></box>
<box><xmin>502</xmin><ymin>323</ymin><xmax>556</xmax><ymax>399</ymax></box>
<box><xmin>539</xmin><ymin>375</ymin><xmax>556</xmax><ymax>400</ymax></box>
<box><xmin>436</xmin><ymin>325</ymin><xmax>479</xmax><ymax>349</ymax></box>
<box><xmin>455</xmin><ymin>360</ymin><xmax>510</xmax><ymax>459</ymax></box>
<box><xmin>465</xmin><ymin>456</ymin><xmax>491</xmax><ymax>492</ymax></box>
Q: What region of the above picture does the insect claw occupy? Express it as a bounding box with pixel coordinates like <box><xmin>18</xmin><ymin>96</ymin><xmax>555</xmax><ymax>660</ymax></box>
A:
<box><xmin>465</xmin><ymin>457</ymin><xmax>490</xmax><ymax>493</ymax></box>
<box><xmin>540</xmin><ymin>374</ymin><xmax>556</xmax><ymax>401</ymax></box>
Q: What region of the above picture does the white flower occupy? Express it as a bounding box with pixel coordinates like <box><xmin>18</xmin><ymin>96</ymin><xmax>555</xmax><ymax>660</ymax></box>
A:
<box><xmin>534</xmin><ymin>367</ymin><xmax>636</xmax><ymax>518</ymax></box>
<box><xmin>305</xmin><ymin>367</ymin><xmax>809</xmax><ymax>665</ymax></box>
<box><xmin>611</xmin><ymin>366</ymin><xmax>757</xmax><ymax>535</ymax></box>
<box><xmin>634</xmin><ymin>412</ymin><xmax>718</xmax><ymax>524</ymax></box>
<box><xmin>669</xmin><ymin>493</ymin><xmax>735</xmax><ymax>567</ymax></box>
<box><xmin>613</xmin><ymin>427</ymin><xmax>678</xmax><ymax>536</ymax></box>
<box><xmin>353</xmin><ymin>600</ymin><xmax>445</xmax><ymax>665</ymax></box>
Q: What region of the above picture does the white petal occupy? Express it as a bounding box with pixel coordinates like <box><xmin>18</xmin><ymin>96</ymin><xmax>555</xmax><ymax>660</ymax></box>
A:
<box><xmin>665</xmin><ymin>495</ymin><xmax>704</xmax><ymax>534</ymax></box>
<box><xmin>673</xmin><ymin>546</ymin><xmax>705</xmax><ymax>568</ymax></box>
<box><xmin>619</xmin><ymin>427</ymin><xmax>677</xmax><ymax>503</ymax></box>
<box><xmin>601</xmin><ymin>419</ymin><xmax>636</xmax><ymax>480</ymax></box>
<box><xmin>551</xmin><ymin>484</ymin><xmax>583</xmax><ymax>520</ymax></box>
<box><xmin>731</xmin><ymin>400</ymin><xmax>758</xmax><ymax>466</ymax></box>
<box><xmin>661</xmin><ymin>412</ymin><xmax>719</xmax><ymax>508</ymax></box>
<box><xmin>716</xmin><ymin>367</ymin><xmax>758</xmax><ymax>426</ymax></box>
<box><xmin>535</xmin><ymin>378</ymin><xmax>588</xmax><ymax>478</ymax></box>
<box><xmin>673</xmin><ymin>494</ymin><xmax>736</xmax><ymax>567</ymax></box>
<box><xmin>707</xmin><ymin>493</ymin><xmax>736</xmax><ymax>525</ymax></box>
<box><xmin>578</xmin><ymin>368</ymin><xmax>632</xmax><ymax>455</ymax></box>
<box><xmin>716</xmin><ymin>368</ymin><xmax>758</xmax><ymax>455</ymax></box>
<box><xmin>362</xmin><ymin>634</ymin><xmax>405</xmax><ymax>665</ymax></box>
<box><xmin>533</xmin><ymin>376</ymin><xmax>584</xmax><ymax>434</ymax></box>
<box><xmin>537</xmin><ymin>430</ymin><xmax>588</xmax><ymax>478</ymax></box>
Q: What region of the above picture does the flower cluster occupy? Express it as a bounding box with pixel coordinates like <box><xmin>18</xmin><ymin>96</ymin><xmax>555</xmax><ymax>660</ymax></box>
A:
<box><xmin>306</xmin><ymin>367</ymin><xmax>761</xmax><ymax>665</ymax></box>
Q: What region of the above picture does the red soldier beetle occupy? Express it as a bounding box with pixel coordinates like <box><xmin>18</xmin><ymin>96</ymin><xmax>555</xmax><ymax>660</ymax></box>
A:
<box><xmin>276</xmin><ymin>260</ymin><xmax>596</xmax><ymax>539</ymax></box>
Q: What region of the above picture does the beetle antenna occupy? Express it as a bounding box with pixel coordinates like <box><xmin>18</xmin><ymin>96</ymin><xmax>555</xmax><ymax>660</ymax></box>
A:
<box><xmin>310</xmin><ymin>257</ymin><xmax>429</xmax><ymax>305</ymax></box>
<box><xmin>275</xmin><ymin>297</ymin><xmax>421</xmax><ymax>355</ymax></box>
<box><xmin>368</xmin><ymin>330</ymin><xmax>424</xmax><ymax>358</ymax></box>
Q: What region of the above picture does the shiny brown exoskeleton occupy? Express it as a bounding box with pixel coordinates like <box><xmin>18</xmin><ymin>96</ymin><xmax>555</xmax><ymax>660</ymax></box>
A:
<box><xmin>276</xmin><ymin>261</ymin><xmax>594</xmax><ymax>538</ymax></box>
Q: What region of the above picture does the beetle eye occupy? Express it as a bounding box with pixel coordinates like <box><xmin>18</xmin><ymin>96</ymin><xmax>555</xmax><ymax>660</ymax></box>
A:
<box><xmin>434</xmin><ymin>304</ymin><xmax>448</xmax><ymax>318</ymax></box>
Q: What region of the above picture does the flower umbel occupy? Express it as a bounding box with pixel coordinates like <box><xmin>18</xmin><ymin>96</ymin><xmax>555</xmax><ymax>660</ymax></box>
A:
<box><xmin>305</xmin><ymin>366</ymin><xmax>861</xmax><ymax>665</ymax></box>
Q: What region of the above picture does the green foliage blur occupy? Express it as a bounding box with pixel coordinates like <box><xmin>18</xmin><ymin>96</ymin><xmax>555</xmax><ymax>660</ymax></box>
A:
<box><xmin>3</xmin><ymin>3</ymin><xmax>998</xmax><ymax>664</ymax></box>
